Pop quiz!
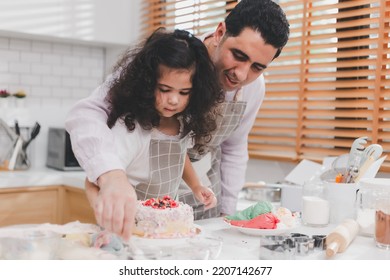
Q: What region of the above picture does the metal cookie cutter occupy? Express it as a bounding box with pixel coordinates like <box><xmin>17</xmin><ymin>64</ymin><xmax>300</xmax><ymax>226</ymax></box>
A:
<box><xmin>312</xmin><ymin>235</ymin><xmax>327</xmax><ymax>250</ymax></box>
<box><xmin>260</xmin><ymin>235</ymin><xmax>295</xmax><ymax>260</ymax></box>
<box><xmin>293</xmin><ymin>236</ymin><xmax>315</xmax><ymax>255</ymax></box>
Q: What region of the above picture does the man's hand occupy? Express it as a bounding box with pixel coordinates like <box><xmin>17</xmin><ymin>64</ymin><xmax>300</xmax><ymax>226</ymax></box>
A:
<box><xmin>86</xmin><ymin>170</ymin><xmax>137</xmax><ymax>241</ymax></box>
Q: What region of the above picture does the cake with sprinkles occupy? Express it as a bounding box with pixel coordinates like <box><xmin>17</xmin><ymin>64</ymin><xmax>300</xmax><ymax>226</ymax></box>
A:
<box><xmin>134</xmin><ymin>196</ymin><xmax>196</xmax><ymax>238</ymax></box>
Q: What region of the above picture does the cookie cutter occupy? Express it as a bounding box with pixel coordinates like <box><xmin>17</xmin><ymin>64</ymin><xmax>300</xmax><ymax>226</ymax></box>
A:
<box><xmin>259</xmin><ymin>233</ymin><xmax>326</xmax><ymax>259</ymax></box>
<box><xmin>312</xmin><ymin>235</ymin><xmax>327</xmax><ymax>250</ymax></box>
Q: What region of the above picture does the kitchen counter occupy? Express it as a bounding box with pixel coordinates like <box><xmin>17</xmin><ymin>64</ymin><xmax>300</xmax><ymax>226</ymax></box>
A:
<box><xmin>197</xmin><ymin>217</ymin><xmax>390</xmax><ymax>260</ymax></box>
<box><xmin>0</xmin><ymin>217</ymin><xmax>388</xmax><ymax>260</ymax></box>
<box><xmin>0</xmin><ymin>168</ymin><xmax>86</xmax><ymax>189</ymax></box>
<box><xmin>1</xmin><ymin>168</ymin><xmax>389</xmax><ymax>260</ymax></box>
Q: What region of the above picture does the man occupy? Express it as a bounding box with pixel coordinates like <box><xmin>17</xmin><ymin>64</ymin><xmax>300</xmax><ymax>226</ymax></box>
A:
<box><xmin>65</xmin><ymin>0</ymin><xmax>289</xmax><ymax>240</ymax></box>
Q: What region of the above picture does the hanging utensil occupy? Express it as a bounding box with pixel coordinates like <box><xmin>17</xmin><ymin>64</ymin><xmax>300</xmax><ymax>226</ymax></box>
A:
<box><xmin>22</xmin><ymin>122</ymin><xmax>41</xmax><ymax>150</ymax></box>
<box><xmin>0</xmin><ymin>119</ymin><xmax>18</xmax><ymax>166</ymax></box>
<box><xmin>7</xmin><ymin>136</ymin><xmax>23</xmax><ymax>170</ymax></box>
<box><xmin>353</xmin><ymin>144</ymin><xmax>383</xmax><ymax>183</ymax></box>
<box><xmin>360</xmin><ymin>144</ymin><xmax>383</xmax><ymax>167</ymax></box>
<box><xmin>347</xmin><ymin>137</ymin><xmax>368</xmax><ymax>168</ymax></box>
<box><xmin>355</xmin><ymin>156</ymin><xmax>376</xmax><ymax>183</ymax></box>
<box><xmin>14</xmin><ymin>120</ymin><xmax>20</xmax><ymax>136</ymax></box>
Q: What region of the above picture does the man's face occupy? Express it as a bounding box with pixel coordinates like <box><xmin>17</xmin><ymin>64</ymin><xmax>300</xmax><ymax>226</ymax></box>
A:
<box><xmin>211</xmin><ymin>24</ymin><xmax>278</xmax><ymax>91</ymax></box>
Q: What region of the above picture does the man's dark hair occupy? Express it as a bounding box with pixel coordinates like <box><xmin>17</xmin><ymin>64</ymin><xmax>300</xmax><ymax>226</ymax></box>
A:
<box><xmin>225</xmin><ymin>0</ymin><xmax>290</xmax><ymax>59</ymax></box>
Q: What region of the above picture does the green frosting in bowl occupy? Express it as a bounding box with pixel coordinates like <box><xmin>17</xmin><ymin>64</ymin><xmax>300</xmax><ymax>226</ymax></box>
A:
<box><xmin>225</xmin><ymin>201</ymin><xmax>273</xmax><ymax>220</ymax></box>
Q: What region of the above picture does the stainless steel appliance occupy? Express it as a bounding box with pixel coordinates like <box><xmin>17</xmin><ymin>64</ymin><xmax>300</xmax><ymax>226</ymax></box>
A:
<box><xmin>46</xmin><ymin>127</ymin><xmax>82</xmax><ymax>171</ymax></box>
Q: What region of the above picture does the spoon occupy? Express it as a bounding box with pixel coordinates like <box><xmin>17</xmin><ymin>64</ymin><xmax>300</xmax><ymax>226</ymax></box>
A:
<box><xmin>360</xmin><ymin>144</ymin><xmax>383</xmax><ymax>167</ymax></box>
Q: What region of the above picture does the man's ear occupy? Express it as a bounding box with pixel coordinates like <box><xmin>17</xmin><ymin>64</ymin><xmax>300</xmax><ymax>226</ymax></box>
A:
<box><xmin>213</xmin><ymin>22</ymin><xmax>226</xmax><ymax>46</ymax></box>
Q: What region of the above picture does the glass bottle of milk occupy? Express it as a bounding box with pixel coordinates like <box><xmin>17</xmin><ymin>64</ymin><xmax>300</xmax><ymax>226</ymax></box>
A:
<box><xmin>302</xmin><ymin>180</ymin><xmax>330</xmax><ymax>227</ymax></box>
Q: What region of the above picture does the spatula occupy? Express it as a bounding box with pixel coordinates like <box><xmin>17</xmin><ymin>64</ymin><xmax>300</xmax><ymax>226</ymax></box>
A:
<box><xmin>22</xmin><ymin>122</ymin><xmax>41</xmax><ymax>150</ymax></box>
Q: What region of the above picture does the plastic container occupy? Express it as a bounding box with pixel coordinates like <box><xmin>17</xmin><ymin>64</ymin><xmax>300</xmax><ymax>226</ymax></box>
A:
<box><xmin>326</xmin><ymin>219</ymin><xmax>359</xmax><ymax>257</ymax></box>
<box><xmin>326</xmin><ymin>181</ymin><xmax>359</xmax><ymax>224</ymax></box>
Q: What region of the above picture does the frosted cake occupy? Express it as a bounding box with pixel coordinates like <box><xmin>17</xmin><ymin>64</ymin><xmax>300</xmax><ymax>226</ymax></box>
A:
<box><xmin>134</xmin><ymin>196</ymin><xmax>196</xmax><ymax>238</ymax></box>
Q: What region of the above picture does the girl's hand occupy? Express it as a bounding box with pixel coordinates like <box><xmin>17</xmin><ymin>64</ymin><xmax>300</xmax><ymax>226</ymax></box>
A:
<box><xmin>194</xmin><ymin>186</ymin><xmax>217</xmax><ymax>210</ymax></box>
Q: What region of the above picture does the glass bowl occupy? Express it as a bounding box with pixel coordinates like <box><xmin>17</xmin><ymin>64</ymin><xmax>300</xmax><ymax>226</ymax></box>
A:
<box><xmin>0</xmin><ymin>230</ymin><xmax>61</xmax><ymax>260</ymax></box>
<box><xmin>186</xmin><ymin>235</ymin><xmax>223</xmax><ymax>260</ymax></box>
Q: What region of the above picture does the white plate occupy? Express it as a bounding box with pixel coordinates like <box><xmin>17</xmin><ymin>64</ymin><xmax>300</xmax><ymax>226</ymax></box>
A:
<box><xmin>125</xmin><ymin>225</ymin><xmax>210</xmax><ymax>259</ymax></box>
<box><xmin>131</xmin><ymin>225</ymin><xmax>202</xmax><ymax>245</ymax></box>
<box><xmin>225</xmin><ymin>221</ymin><xmax>296</xmax><ymax>236</ymax></box>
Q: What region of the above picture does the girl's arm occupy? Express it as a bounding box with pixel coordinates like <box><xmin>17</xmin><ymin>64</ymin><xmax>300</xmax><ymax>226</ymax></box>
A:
<box><xmin>182</xmin><ymin>154</ymin><xmax>217</xmax><ymax>209</ymax></box>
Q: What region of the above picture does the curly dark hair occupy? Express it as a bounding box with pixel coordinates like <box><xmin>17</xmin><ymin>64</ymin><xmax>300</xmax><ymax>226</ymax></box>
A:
<box><xmin>106</xmin><ymin>28</ymin><xmax>223</xmax><ymax>147</ymax></box>
<box><xmin>225</xmin><ymin>0</ymin><xmax>290</xmax><ymax>59</ymax></box>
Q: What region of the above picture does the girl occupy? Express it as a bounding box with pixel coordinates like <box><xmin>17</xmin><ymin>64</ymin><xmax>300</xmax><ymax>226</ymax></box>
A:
<box><xmin>84</xmin><ymin>28</ymin><xmax>223</xmax><ymax>235</ymax></box>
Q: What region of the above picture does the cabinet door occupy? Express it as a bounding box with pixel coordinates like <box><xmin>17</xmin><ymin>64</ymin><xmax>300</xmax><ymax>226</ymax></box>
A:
<box><xmin>61</xmin><ymin>186</ymin><xmax>96</xmax><ymax>224</ymax></box>
<box><xmin>0</xmin><ymin>187</ymin><xmax>58</xmax><ymax>226</ymax></box>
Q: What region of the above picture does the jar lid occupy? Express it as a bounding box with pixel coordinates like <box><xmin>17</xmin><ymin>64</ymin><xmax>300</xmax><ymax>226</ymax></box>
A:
<box><xmin>359</xmin><ymin>178</ymin><xmax>390</xmax><ymax>190</ymax></box>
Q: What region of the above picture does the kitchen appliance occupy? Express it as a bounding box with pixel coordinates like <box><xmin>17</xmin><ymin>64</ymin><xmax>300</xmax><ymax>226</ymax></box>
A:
<box><xmin>46</xmin><ymin>127</ymin><xmax>82</xmax><ymax>171</ymax></box>
<box><xmin>242</xmin><ymin>182</ymin><xmax>281</xmax><ymax>204</ymax></box>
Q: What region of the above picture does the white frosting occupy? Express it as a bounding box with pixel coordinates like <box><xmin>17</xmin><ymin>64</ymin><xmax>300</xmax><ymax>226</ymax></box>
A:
<box><xmin>135</xmin><ymin>200</ymin><xmax>195</xmax><ymax>238</ymax></box>
<box><xmin>274</xmin><ymin>207</ymin><xmax>299</xmax><ymax>228</ymax></box>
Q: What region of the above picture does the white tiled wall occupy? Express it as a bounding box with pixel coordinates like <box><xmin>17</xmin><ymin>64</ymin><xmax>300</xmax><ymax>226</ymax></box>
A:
<box><xmin>0</xmin><ymin>36</ymin><xmax>105</xmax><ymax>105</ymax></box>
<box><xmin>0</xmin><ymin>35</ymin><xmax>106</xmax><ymax>168</ymax></box>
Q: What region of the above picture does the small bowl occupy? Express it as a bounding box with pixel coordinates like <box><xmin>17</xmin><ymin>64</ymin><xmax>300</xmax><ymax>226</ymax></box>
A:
<box><xmin>0</xmin><ymin>230</ymin><xmax>61</xmax><ymax>260</ymax></box>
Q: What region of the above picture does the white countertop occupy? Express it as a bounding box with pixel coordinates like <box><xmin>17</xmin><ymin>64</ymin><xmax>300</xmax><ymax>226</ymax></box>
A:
<box><xmin>1</xmin><ymin>217</ymin><xmax>388</xmax><ymax>260</ymax></box>
<box><xmin>197</xmin><ymin>217</ymin><xmax>390</xmax><ymax>260</ymax></box>
<box><xmin>0</xmin><ymin>167</ymin><xmax>86</xmax><ymax>189</ymax></box>
<box><xmin>1</xmin><ymin>168</ymin><xmax>389</xmax><ymax>260</ymax></box>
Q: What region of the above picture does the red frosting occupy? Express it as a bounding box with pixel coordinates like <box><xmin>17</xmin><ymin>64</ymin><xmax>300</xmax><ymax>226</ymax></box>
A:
<box><xmin>142</xmin><ymin>195</ymin><xmax>178</xmax><ymax>209</ymax></box>
<box><xmin>229</xmin><ymin>212</ymin><xmax>280</xmax><ymax>229</ymax></box>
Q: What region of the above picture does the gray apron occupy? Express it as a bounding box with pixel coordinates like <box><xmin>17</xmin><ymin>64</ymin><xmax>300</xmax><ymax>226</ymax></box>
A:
<box><xmin>135</xmin><ymin>134</ymin><xmax>190</xmax><ymax>200</ymax></box>
<box><xmin>178</xmin><ymin>89</ymin><xmax>247</xmax><ymax>220</ymax></box>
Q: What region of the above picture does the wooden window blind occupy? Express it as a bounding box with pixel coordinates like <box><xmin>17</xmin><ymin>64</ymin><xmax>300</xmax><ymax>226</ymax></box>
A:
<box><xmin>248</xmin><ymin>0</ymin><xmax>390</xmax><ymax>171</ymax></box>
<box><xmin>142</xmin><ymin>0</ymin><xmax>390</xmax><ymax>171</ymax></box>
<box><xmin>141</xmin><ymin>0</ymin><xmax>238</xmax><ymax>36</ymax></box>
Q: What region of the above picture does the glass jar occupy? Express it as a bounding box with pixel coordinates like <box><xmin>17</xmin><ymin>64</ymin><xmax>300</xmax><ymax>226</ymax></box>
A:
<box><xmin>302</xmin><ymin>180</ymin><xmax>329</xmax><ymax>227</ymax></box>
<box><xmin>375</xmin><ymin>193</ymin><xmax>390</xmax><ymax>249</ymax></box>
<box><xmin>356</xmin><ymin>178</ymin><xmax>390</xmax><ymax>237</ymax></box>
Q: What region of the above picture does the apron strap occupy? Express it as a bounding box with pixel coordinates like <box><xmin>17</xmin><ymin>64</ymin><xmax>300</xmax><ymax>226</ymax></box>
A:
<box><xmin>233</xmin><ymin>88</ymin><xmax>243</xmax><ymax>102</ymax></box>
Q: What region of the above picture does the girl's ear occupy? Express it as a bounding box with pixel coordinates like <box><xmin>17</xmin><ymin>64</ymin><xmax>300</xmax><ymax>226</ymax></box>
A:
<box><xmin>213</xmin><ymin>22</ymin><xmax>226</xmax><ymax>47</ymax></box>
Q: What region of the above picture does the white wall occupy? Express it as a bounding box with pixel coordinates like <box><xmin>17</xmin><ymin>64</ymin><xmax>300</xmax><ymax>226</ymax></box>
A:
<box><xmin>0</xmin><ymin>0</ymin><xmax>141</xmax><ymax>46</ymax></box>
<box><xmin>0</xmin><ymin>36</ymin><xmax>105</xmax><ymax>168</ymax></box>
<box><xmin>0</xmin><ymin>0</ymin><xmax>142</xmax><ymax>169</ymax></box>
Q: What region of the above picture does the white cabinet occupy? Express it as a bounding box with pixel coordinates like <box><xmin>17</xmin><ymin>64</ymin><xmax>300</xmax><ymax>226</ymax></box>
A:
<box><xmin>0</xmin><ymin>0</ymin><xmax>141</xmax><ymax>46</ymax></box>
